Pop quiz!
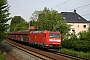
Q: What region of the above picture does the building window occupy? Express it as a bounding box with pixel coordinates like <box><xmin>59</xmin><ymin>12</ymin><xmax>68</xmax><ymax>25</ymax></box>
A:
<box><xmin>78</xmin><ymin>17</ymin><xmax>81</xmax><ymax>20</ymax></box>
<box><xmin>63</xmin><ymin>17</ymin><xmax>66</xmax><ymax>20</ymax></box>
<box><xmin>83</xmin><ymin>25</ymin><xmax>86</xmax><ymax>28</ymax></box>
<box><xmin>72</xmin><ymin>28</ymin><xmax>75</xmax><ymax>32</ymax></box>
<box><xmin>78</xmin><ymin>25</ymin><xmax>79</xmax><ymax>27</ymax></box>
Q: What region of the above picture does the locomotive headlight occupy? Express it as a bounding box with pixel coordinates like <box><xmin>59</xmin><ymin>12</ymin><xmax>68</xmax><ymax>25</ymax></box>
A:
<box><xmin>59</xmin><ymin>40</ymin><xmax>61</xmax><ymax>42</ymax></box>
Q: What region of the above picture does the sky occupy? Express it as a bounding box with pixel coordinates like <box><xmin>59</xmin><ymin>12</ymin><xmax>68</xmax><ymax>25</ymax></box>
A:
<box><xmin>8</xmin><ymin>0</ymin><xmax>90</xmax><ymax>23</ymax></box>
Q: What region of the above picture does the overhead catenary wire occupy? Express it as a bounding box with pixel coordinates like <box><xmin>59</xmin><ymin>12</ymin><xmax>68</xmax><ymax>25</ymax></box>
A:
<box><xmin>82</xmin><ymin>14</ymin><xmax>90</xmax><ymax>16</ymax></box>
<box><xmin>53</xmin><ymin>0</ymin><xmax>71</xmax><ymax>8</ymax></box>
<box><xmin>52</xmin><ymin>0</ymin><xmax>90</xmax><ymax>12</ymax></box>
<box><xmin>52</xmin><ymin>0</ymin><xmax>90</xmax><ymax>20</ymax></box>
<box><xmin>68</xmin><ymin>4</ymin><xmax>90</xmax><ymax>11</ymax></box>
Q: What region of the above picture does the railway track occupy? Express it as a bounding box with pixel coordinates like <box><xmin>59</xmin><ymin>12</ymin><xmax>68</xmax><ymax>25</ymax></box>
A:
<box><xmin>4</xmin><ymin>40</ymin><xmax>71</xmax><ymax>60</ymax></box>
<box><xmin>4</xmin><ymin>40</ymin><xmax>51</xmax><ymax>60</ymax></box>
<box><xmin>4</xmin><ymin>40</ymin><xmax>90</xmax><ymax>60</ymax></box>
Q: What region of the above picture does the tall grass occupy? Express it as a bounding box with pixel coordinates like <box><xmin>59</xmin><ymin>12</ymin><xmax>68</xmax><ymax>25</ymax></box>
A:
<box><xmin>0</xmin><ymin>51</ymin><xmax>6</xmax><ymax>60</ymax></box>
<box><xmin>59</xmin><ymin>48</ymin><xmax>90</xmax><ymax>59</ymax></box>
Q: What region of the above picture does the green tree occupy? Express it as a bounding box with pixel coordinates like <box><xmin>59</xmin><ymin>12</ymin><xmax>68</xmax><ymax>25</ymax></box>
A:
<box><xmin>35</xmin><ymin>7</ymin><xmax>71</xmax><ymax>36</ymax></box>
<box><xmin>69</xmin><ymin>33</ymin><xmax>78</xmax><ymax>40</ymax></box>
<box><xmin>14</xmin><ymin>20</ymin><xmax>28</xmax><ymax>31</ymax></box>
<box><xmin>10</xmin><ymin>16</ymin><xmax>28</xmax><ymax>31</ymax></box>
<box><xmin>30</xmin><ymin>10</ymin><xmax>42</xmax><ymax>21</ymax></box>
<box><xmin>10</xmin><ymin>16</ymin><xmax>22</xmax><ymax>31</ymax></box>
<box><xmin>0</xmin><ymin>0</ymin><xmax>10</xmax><ymax>42</ymax></box>
<box><xmin>29</xmin><ymin>20</ymin><xmax>36</xmax><ymax>26</ymax></box>
<box><xmin>78</xmin><ymin>31</ymin><xmax>87</xmax><ymax>40</ymax></box>
<box><xmin>29</xmin><ymin>10</ymin><xmax>42</xmax><ymax>26</ymax></box>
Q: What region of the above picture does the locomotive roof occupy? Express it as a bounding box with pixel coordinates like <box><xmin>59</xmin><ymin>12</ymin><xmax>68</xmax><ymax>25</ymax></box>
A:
<box><xmin>31</xmin><ymin>31</ymin><xmax>44</xmax><ymax>33</ymax></box>
<box><xmin>8</xmin><ymin>30</ymin><xmax>60</xmax><ymax>34</ymax></box>
<box><xmin>9</xmin><ymin>30</ymin><xmax>30</xmax><ymax>35</ymax></box>
<box><xmin>31</xmin><ymin>30</ymin><xmax>60</xmax><ymax>33</ymax></box>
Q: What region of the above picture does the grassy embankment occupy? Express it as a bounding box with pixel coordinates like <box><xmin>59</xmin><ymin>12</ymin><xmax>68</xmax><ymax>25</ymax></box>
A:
<box><xmin>0</xmin><ymin>50</ymin><xmax>6</xmax><ymax>60</ymax></box>
<box><xmin>59</xmin><ymin>48</ymin><xmax>90</xmax><ymax>59</ymax></box>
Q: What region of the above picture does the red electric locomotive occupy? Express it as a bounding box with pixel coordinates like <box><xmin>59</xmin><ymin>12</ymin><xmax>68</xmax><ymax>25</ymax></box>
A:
<box><xmin>8</xmin><ymin>30</ymin><xmax>62</xmax><ymax>49</ymax></box>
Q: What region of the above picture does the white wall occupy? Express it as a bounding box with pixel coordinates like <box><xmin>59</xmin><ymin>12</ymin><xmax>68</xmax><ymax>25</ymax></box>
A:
<box><xmin>68</xmin><ymin>23</ymin><xmax>89</xmax><ymax>34</ymax></box>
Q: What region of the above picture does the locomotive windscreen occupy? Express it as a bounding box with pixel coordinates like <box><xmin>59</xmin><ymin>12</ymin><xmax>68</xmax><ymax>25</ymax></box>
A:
<box><xmin>49</xmin><ymin>33</ymin><xmax>60</xmax><ymax>38</ymax></box>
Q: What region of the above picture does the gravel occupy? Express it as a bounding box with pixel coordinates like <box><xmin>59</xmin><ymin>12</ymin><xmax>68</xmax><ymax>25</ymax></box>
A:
<box><xmin>1</xmin><ymin>41</ymin><xmax>40</xmax><ymax>60</ymax></box>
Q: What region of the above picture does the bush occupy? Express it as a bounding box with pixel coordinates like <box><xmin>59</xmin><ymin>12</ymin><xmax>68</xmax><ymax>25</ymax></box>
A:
<box><xmin>79</xmin><ymin>31</ymin><xmax>90</xmax><ymax>41</ymax></box>
<box><xmin>62</xmin><ymin>39</ymin><xmax>90</xmax><ymax>52</ymax></box>
<box><xmin>62</xmin><ymin>31</ymin><xmax>90</xmax><ymax>52</ymax></box>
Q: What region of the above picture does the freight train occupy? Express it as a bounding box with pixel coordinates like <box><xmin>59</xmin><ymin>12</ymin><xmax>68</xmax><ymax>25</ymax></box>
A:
<box><xmin>8</xmin><ymin>30</ymin><xmax>62</xmax><ymax>49</ymax></box>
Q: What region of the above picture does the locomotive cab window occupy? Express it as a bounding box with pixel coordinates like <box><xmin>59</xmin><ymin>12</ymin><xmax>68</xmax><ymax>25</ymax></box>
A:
<box><xmin>49</xmin><ymin>33</ymin><xmax>60</xmax><ymax>38</ymax></box>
